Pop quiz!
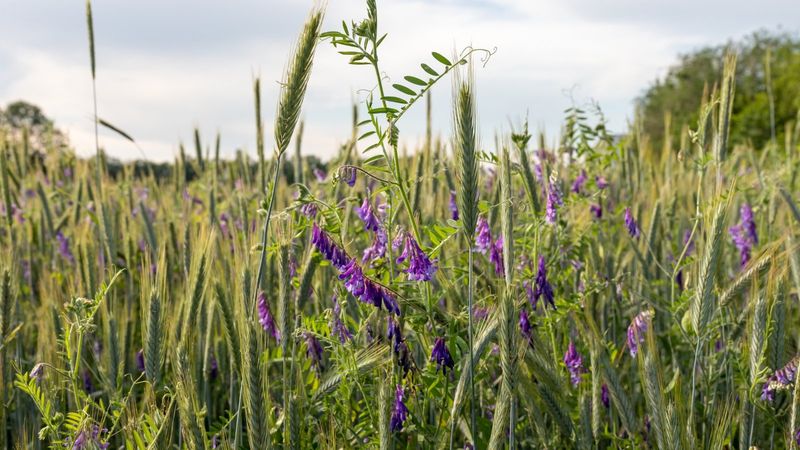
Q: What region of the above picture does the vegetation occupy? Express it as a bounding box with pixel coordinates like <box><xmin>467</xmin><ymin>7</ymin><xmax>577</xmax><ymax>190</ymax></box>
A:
<box><xmin>0</xmin><ymin>1</ymin><xmax>799</xmax><ymax>449</ymax></box>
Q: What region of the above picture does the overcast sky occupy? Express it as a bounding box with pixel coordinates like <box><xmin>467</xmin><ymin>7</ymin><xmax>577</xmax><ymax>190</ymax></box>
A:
<box><xmin>1</xmin><ymin>0</ymin><xmax>798</xmax><ymax>162</ymax></box>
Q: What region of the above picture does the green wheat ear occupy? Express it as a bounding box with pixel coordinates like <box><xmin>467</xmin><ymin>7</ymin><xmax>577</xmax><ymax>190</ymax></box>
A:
<box><xmin>453</xmin><ymin>63</ymin><xmax>479</xmax><ymax>240</ymax></box>
<box><xmin>274</xmin><ymin>4</ymin><xmax>326</xmax><ymax>156</ymax></box>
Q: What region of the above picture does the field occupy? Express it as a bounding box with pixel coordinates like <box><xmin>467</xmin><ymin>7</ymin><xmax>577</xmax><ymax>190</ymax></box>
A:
<box><xmin>1</xmin><ymin>1</ymin><xmax>800</xmax><ymax>449</ymax></box>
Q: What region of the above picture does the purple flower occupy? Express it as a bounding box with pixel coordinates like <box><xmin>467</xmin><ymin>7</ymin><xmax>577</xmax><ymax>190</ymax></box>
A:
<box><xmin>56</xmin><ymin>231</ymin><xmax>75</xmax><ymax>264</ymax></box>
<box><xmin>761</xmin><ymin>356</ymin><xmax>799</xmax><ymax>402</ymax></box>
<box><xmin>545</xmin><ymin>182</ymin><xmax>563</xmax><ymax>225</ymax></box>
<box><xmin>627</xmin><ymin>310</ymin><xmax>653</xmax><ymax>357</ymax></box>
<box><xmin>475</xmin><ymin>216</ymin><xmax>492</xmax><ymax>254</ymax></box>
<box><xmin>682</xmin><ymin>229</ymin><xmax>695</xmax><ymax>256</ymax></box>
<box><xmin>72</xmin><ymin>430</ymin><xmax>88</xmax><ymax>450</ymax></box>
<box><xmin>313</xmin><ymin>224</ymin><xmax>399</xmax><ymax>314</ymax></box>
<box><xmin>595</xmin><ymin>175</ymin><xmax>608</xmax><ymax>189</ymax></box>
<box><xmin>571</xmin><ymin>169</ymin><xmax>587</xmax><ymax>194</ymax></box>
<box><xmin>601</xmin><ymin>384</ymin><xmax>610</xmax><ymax>409</ymax></box>
<box><xmin>362</xmin><ymin>227</ymin><xmax>388</xmax><ymax>263</ymax></box>
<box><xmin>390</xmin><ymin>384</ymin><xmax>410</xmax><ymax>432</ymax></box>
<box><xmin>300</xmin><ymin>202</ymin><xmax>318</xmax><ymax>218</ymax></box>
<box><xmin>339</xmin><ymin>166</ymin><xmax>356</xmax><ymax>187</ymax></box>
<box><xmin>473</xmin><ymin>305</ymin><xmax>489</xmax><ymax>321</ymax></box>
<box><xmin>532</xmin><ymin>255</ymin><xmax>555</xmax><ymax>309</ymax></box>
<box><xmin>356</xmin><ymin>197</ymin><xmax>381</xmax><ymax>232</ymax></box>
<box><xmin>394</xmin><ymin>231</ymin><xmax>437</xmax><ymax>282</ymax></box>
<box><xmin>209</xmin><ymin>352</ymin><xmax>218</xmax><ymax>380</ymax></box>
<box><xmin>311</xmin><ymin>223</ymin><xmax>349</xmax><ymax>271</ymax></box>
<box><xmin>313</xmin><ymin>167</ymin><xmax>327</xmax><ymax>182</ymax></box>
<box><xmin>590</xmin><ymin>203</ymin><xmax>603</xmax><ymax>220</ymax></box>
<box><xmin>257</xmin><ymin>291</ymin><xmax>280</xmax><ymax>342</ymax></box>
<box><xmin>624</xmin><ymin>207</ymin><xmax>640</xmax><ymax>239</ymax></box>
<box><xmin>489</xmin><ymin>235</ymin><xmax>504</xmax><ymax>276</ymax></box>
<box><xmin>303</xmin><ymin>332</ymin><xmax>324</xmax><ymax>372</ymax></box>
<box><xmin>82</xmin><ymin>369</ymin><xmax>93</xmax><ymax>393</ymax></box>
<box><xmin>563</xmin><ymin>341</ymin><xmax>584</xmax><ymax>386</ymax></box>
<box><xmin>30</xmin><ymin>363</ymin><xmax>44</xmax><ymax>381</ymax></box>
<box><xmin>519</xmin><ymin>309</ymin><xmax>532</xmax><ymax>340</ymax></box>
<box><xmin>136</xmin><ymin>349</ymin><xmax>145</xmax><ymax>373</ymax></box>
<box><xmin>387</xmin><ymin>316</ymin><xmax>403</xmax><ymax>354</ymax></box>
<box><xmin>729</xmin><ymin>204</ymin><xmax>757</xmax><ymax>268</ymax></box>
<box><xmin>430</xmin><ymin>337</ymin><xmax>454</xmax><ymax>375</ymax></box>
<box><xmin>449</xmin><ymin>191</ymin><xmax>459</xmax><ymax>220</ymax></box>
<box><xmin>330</xmin><ymin>295</ymin><xmax>353</xmax><ymax>343</ymax></box>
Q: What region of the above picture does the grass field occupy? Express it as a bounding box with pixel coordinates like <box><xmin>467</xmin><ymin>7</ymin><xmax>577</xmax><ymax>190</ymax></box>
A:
<box><xmin>1</xmin><ymin>1</ymin><xmax>800</xmax><ymax>449</ymax></box>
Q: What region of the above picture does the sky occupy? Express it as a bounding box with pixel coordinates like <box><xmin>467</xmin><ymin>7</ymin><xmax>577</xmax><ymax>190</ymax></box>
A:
<box><xmin>1</xmin><ymin>0</ymin><xmax>798</xmax><ymax>162</ymax></box>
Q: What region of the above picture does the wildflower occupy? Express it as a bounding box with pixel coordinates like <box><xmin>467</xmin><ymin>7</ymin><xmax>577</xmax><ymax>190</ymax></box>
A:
<box><xmin>475</xmin><ymin>216</ymin><xmax>492</xmax><ymax>253</ymax></box>
<box><xmin>601</xmin><ymin>384</ymin><xmax>610</xmax><ymax>409</ymax></box>
<box><xmin>82</xmin><ymin>370</ymin><xmax>93</xmax><ymax>393</ymax></box>
<box><xmin>340</xmin><ymin>166</ymin><xmax>356</xmax><ymax>187</ymax></box>
<box><xmin>303</xmin><ymin>332</ymin><xmax>324</xmax><ymax>372</ymax></box>
<box><xmin>571</xmin><ymin>169</ymin><xmax>587</xmax><ymax>194</ymax></box>
<box><xmin>489</xmin><ymin>235</ymin><xmax>504</xmax><ymax>276</ymax></box>
<box><xmin>29</xmin><ymin>363</ymin><xmax>44</xmax><ymax>381</ymax></box>
<box><xmin>72</xmin><ymin>430</ymin><xmax>88</xmax><ymax>450</ymax></box>
<box><xmin>394</xmin><ymin>231</ymin><xmax>437</xmax><ymax>282</ymax></box>
<box><xmin>387</xmin><ymin>316</ymin><xmax>403</xmax><ymax>353</ymax></box>
<box><xmin>761</xmin><ymin>356</ymin><xmax>799</xmax><ymax>402</ymax></box>
<box><xmin>627</xmin><ymin>310</ymin><xmax>653</xmax><ymax>357</ymax></box>
<box><xmin>356</xmin><ymin>197</ymin><xmax>381</xmax><ymax>232</ymax></box>
<box><xmin>257</xmin><ymin>291</ymin><xmax>280</xmax><ymax>342</ymax></box>
<box><xmin>330</xmin><ymin>295</ymin><xmax>353</xmax><ymax>343</ymax></box>
<box><xmin>300</xmin><ymin>202</ymin><xmax>317</xmax><ymax>218</ymax></box>
<box><xmin>519</xmin><ymin>309</ymin><xmax>532</xmax><ymax>340</ymax></box>
<box><xmin>449</xmin><ymin>191</ymin><xmax>459</xmax><ymax>220</ymax></box>
<box><xmin>545</xmin><ymin>182</ymin><xmax>563</xmax><ymax>225</ymax></box>
<box><xmin>563</xmin><ymin>341</ymin><xmax>584</xmax><ymax>386</ymax></box>
<box><xmin>362</xmin><ymin>227</ymin><xmax>387</xmax><ymax>263</ymax></box>
<box><xmin>56</xmin><ymin>231</ymin><xmax>75</xmax><ymax>264</ymax></box>
<box><xmin>595</xmin><ymin>175</ymin><xmax>608</xmax><ymax>189</ymax></box>
<box><xmin>313</xmin><ymin>167</ymin><xmax>327</xmax><ymax>182</ymax></box>
<box><xmin>136</xmin><ymin>349</ymin><xmax>145</xmax><ymax>373</ymax></box>
<box><xmin>624</xmin><ymin>207</ymin><xmax>640</xmax><ymax>238</ymax></box>
<box><xmin>729</xmin><ymin>204</ymin><xmax>758</xmax><ymax>268</ymax></box>
<box><xmin>311</xmin><ymin>223</ymin><xmax>349</xmax><ymax>270</ymax></box>
<box><xmin>396</xmin><ymin>341</ymin><xmax>412</xmax><ymax>375</ymax></box>
<box><xmin>533</xmin><ymin>255</ymin><xmax>555</xmax><ymax>309</ymax></box>
<box><xmin>209</xmin><ymin>352</ymin><xmax>218</xmax><ymax>380</ymax></box>
<box><xmin>430</xmin><ymin>337</ymin><xmax>454</xmax><ymax>375</ymax></box>
<box><xmin>472</xmin><ymin>305</ymin><xmax>489</xmax><ymax>321</ymax></box>
<box><xmin>590</xmin><ymin>203</ymin><xmax>602</xmax><ymax>220</ymax></box>
<box><xmin>682</xmin><ymin>229</ymin><xmax>695</xmax><ymax>256</ymax></box>
<box><xmin>313</xmin><ymin>224</ymin><xmax>399</xmax><ymax>314</ymax></box>
<box><xmin>390</xmin><ymin>384</ymin><xmax>410</xmax><ymax>432</ymax></box>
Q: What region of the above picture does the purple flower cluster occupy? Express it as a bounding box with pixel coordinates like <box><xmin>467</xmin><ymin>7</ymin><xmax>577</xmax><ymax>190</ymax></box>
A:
<box><xmin>571</xmin><ymin>169</ymin><xmax>587</xmax><ymax>194</ymax></box>
<box><xmin>489</xmin><ymin>236</ymin><xmax>504</xmax><ymax>276</ymax></box>
<box><xmin>545</xmin><ymin>181</ymin><xmax>563</xmax><ymax>225</ymax></box>
<box><xmin>300</xmin><ymin>202</ymin><xmax>318</xmax><ymax>218</ymax></box>
<box><xmin>449</xmin><ymin>191</ymin><xmax>459</xmax><ymax>220</ymax></box>
<box><xmin>475</xmin><ymin>216</ymin><xmax>492</xmax><ymax>254</ymax></box>
<box><xmin>729</xmin><ymin>203</ymin><xmax>758</xmax><ymax>268</ymax></box>
<box><xmin>519</xmin><ymin>309</ymin><xmax>532</xmax><ymax>340</ymax></box>
<box><xmin>627</xmin><ymin>310</ymin><xmax>653</xmax><ymax>357</ymax></box>
<box><xmin>590</xmin><ymin>203</ymin><xmax>603</xmax><ymax>220</ymax></box>
<box><xmin>339</xmin><ymin>166</ymin><xmax>357</xmax><ymax>187</ymax></box>
<box><xmin>136</xmin><ymin>349</ymin><xmax>145</xmax><ymax>373</ymax></box>
<box><xmin>70</xmin><ymin>425</ymin><xmax>109</xmax><ymax>450</ymax></box>
<box><xmin>257</xmin><ymin>291</ymin><xmax>281</xmax><ymax>342</ymax></box>
<box><xmin>356</xmin><ymin>197</ymin><xmax>381</xmax><ymax>232</ymax></box>
<box><xmin>56</xmin><ymin>231</ymin><xmax>75</xmax><ymax>265</ymax></box>
<box><xmin>313</xmin><ymin>167</ymin><xmax>327</xmax><ymax>182</ymax></box>
<box><xmin>312</xmin><ymin>224</ymin><xmax>400</xmax><ymax>314</ymax></box>
<box><xmin>595</xmin><ymin>175</ymin><xmax>608</xmax><ymax>189</ymax></box>
<box><xmin>430</xmin><ymin>337</ymin><xmax>454</xmax><ymax>375</ymax></box>
<box><xmin>330</xmin><ymin>295</ymin><xmax>353</xmax><ymax>343</ymax></box>
<box><xmin>303</xmin><ymin>332</ymin><xmax>324</xmax><ymax>372</ymax></box>
<box><xmin>362</xmin><ymin>227</ymin><xmax>388</xmax><ymax>263</ymax></box>
<box><xmin>563</xmin><ymin>341</ymin><xmax>584</xmax><ymax>386</ymax></box>
<box><xmin>601</xmin><ymin>384</ymin><xmax>610</xmax><ymax>408</ymax></box>
<box><xmin>394</xmin><ymin>231</ymin><xmax>437</xmax><ymax>282</ymax></box>
<box><xmin>528</xmin><ymin>255</ymin><xmax>555</xmax><ymax>309</ymax></box>
<box><xmin>761</xmin><ymin>356</ymin><xmax>799</xmax><ymax>402</ymax></box>
<box><xmin>390</xmin><ymin>384</ymin><xmax>410</xmax><ymax>432</ymax></box>
<box><xmin>624</xmin><ymin>207</ymin><xmax>640</xmax><ymax>239</ymax></box>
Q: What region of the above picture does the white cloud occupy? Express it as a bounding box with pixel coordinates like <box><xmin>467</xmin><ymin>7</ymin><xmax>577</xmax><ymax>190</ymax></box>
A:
<box><xmin>0</xmin><ymin>0</ymin><xmax>796</xmax><ymax>162</ymax></box>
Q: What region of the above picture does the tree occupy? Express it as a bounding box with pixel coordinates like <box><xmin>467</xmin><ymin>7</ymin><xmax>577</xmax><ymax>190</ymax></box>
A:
<box><xmin>636</xmin><ymin>30</ymin><xmax>800</xmax><ymax>152</ymax></box>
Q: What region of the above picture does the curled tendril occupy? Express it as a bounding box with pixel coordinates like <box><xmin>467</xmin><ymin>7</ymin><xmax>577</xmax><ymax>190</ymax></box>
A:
<box><xmin>458</xmin><ymin>46</ymin><xmax>498</xmax><ymax>67</ymax></box>
<box><xmin>336</xmin><ymin>164</ymin><xmax>397</xmax><ymax>186</ymax></box>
